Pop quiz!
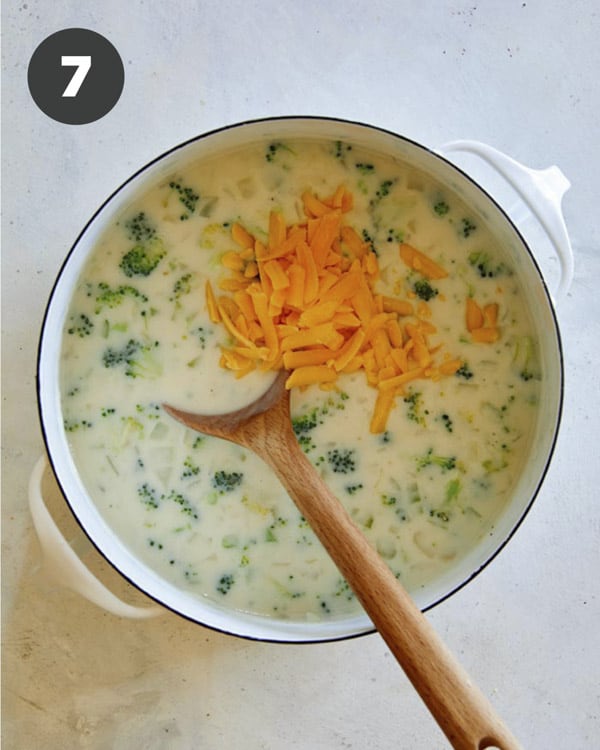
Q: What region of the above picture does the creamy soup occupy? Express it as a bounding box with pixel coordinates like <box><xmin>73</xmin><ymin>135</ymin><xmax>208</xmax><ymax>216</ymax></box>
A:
<box><xmin>59</xmin><ymin>138</ymin><xmax>540</xmax><ymax>621</ymax></box>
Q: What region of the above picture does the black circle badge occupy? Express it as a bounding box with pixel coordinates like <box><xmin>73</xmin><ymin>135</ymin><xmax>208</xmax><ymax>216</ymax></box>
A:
<box><xmin>28</xmin><ymin>28</ymin><xmax>124</xmax><ymax>125</ymax></box>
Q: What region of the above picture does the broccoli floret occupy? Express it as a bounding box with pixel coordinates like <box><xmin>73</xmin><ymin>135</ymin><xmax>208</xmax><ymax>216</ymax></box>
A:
<box><xmin>138</xmin><ymin>483</ymin><xmax>198</xmax><ymax>518</ymax></box>
<box><xmin>468</xmin><ymin>250</ymin><xmax>508</xmax><ymax>278</ymax></box>
<box><xmin>361</xmin><ymin>228</ymin><xmax>377</xmax><ymax>255</ymax></box>
<box><xmin>120</xmin><ymin>237</ymin><xmax>166</xmax><ymax>278</ymax></box>
<box><xmin>461</xmin><ymin>218</ymin><xmax>477</xmax><ymax>237</ymax></box>
<box><xmin>345</xmin><ymin>483</ymin><xmax>363</xmax><ymax>495</ymax></box>
<box><xmin>164</xmin><ymin>489</ymin><xmax>199</xmax><ymax>519</ymax></box>
<box><xmin>455</xmin><ymin>363</ymin><xmax>474</xmax><ymax>380</ymax></box>
<box><xmin>265</xmin><ymin>142</ymin><xmax>294</xmax><ymax>163</ymax></box>
<box><xmin>169</xmin><ymin>180</ymin><xmax>199</xmax><ymax>220</ymax></box>
<box><xmin>124</xmin><ymin>211</ymin><xmax>156</xmax><ymax>242</ymax></box>
<box><xmin>67</xmin><ymin>313</ymin><xmax>94</xmax><ymax>337</ymax></box>
<box><xmin>102</xmin><ymin>338</ymin><xmax>162</xmax><ymax>379</ymax></box>
<box><xmin>369</xmin><ymin>179</ymin><xmax>395</xmax><ymax>208</ymax></box>
<box><xmin>94</xmin><ymin>282</ymin><xmax>148</xmax><ymax>313</ymax></box>
<box><xmin>194</xmin><ymin>326</ymin><xmax>210</xmax><ymax>350</ymax></box>
<box><xmin>212</xmin><ymin>470</ymin><xmax>244</xmax><ymax>493</ymax></box>
<box><xmin>416</xmin><ymin>448</ymin><xmax>456</xmax><ymax>472</ymax></box>
<box><xmin>332</xmin><ymin>141</ymin><xmax>352</xmax><ymax>161</ymax></box>
<box><xmin>102</xmin><ymin>338</ymin><xmax>138</xmax><ymax>367</ymax></box>
<box><xmin>292</xmin><ymin>408</ymin><xmax>321</xmax><ymax>453</ymax></box>
<box><xmin>292</xmin><ymin>409</ymin><xmax>319</xmax><ymax>435</ymax></box>
<box><xmin>433</xmin><ymin>200</ymin><xmax>450</xmax><ymax>216</ymax></box>
<box><xmin>439</xmin><ymin>413</ymin><xmax>453</xmax><ymax>433</ymax></box>
<box><xmin>404</xmin><ymin>390</ymin><xmax>427</xmax><ymax>426</ymax></box>
<box><xmin>170</xmin><ymin>272</ymin><xmax>193</xmax><ymax>302</ymax></box>
<box><xmin>138</xmin><ymin>483</ymin><xmax>159</xmax><ymax>509</ymax></box>
<box><xmin>429</xmin><ymin>509</ymin><xmax>450</xmax><ymax>523</ymax></box>
<box><xmin>413</xmin><ymin>279</ymin><xmax>438</xmax><ymax>301</ymax></box>
<box><xmin>355</xmin><ymin>162</ymin><xmax>374</xmax><ymax>174</ymax></box>
<box><xmin>216</xmin><ymin>573</ymin><xmax>235</xmax><ymax>595</ymax></box>
<box><xmin>63</xmin><ymin>418</ymin><xmax>93</xmax><ymax>433</ymax></box>
<box><xmin>327</xmin><ymin>448</ymin><xmax>356</xmax><ymax>474</ymax></box>
<box><xmin>181</xmin><ymin>456</ymin><xmax>200</xmax><ymax>479</ymax></box>
<box><xmin>386</xmin><ymin>227</ymin><xmax>404</xmax><ymax>244</ymax></box>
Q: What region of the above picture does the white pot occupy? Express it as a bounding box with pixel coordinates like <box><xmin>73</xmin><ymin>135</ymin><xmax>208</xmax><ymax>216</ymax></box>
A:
<box><xmin>33</xmin><ymin>117</ymin><xmax>572</xmax><ymax>642</ymax></box>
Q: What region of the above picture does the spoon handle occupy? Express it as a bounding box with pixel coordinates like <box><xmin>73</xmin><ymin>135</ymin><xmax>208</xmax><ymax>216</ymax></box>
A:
<box><xmin>259</xmin><ymin>429</ymin><xmax>522</xmax><ymax>750</ymax></box>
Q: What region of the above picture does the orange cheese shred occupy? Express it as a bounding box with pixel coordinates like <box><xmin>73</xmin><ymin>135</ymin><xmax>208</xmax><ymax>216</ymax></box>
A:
<box><xmin>208</xmin><ymin>186</ymin><xmax>465</xmax><ymax>433</ymax></box>
<box><xmin>466</xmin><ymin>298</ymin><xmax>501</xmax><ymax>343</ymax></box>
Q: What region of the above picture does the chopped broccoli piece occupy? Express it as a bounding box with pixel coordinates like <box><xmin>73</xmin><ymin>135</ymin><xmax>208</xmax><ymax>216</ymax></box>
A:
<box><xmin>138</xmin><ymin>483</ymin><xmax>198</xmax><ymax>518</ymax></box>
<box><xmin>170</xmin><ymin>272</ymin><xmax>193</xmax><ymax>302</ymax></box>
<box><xmin>482</xmin><ymin>457</ymin><xmax>509</xmax><ymax>474</ymax></box>
<box><xmin>193</xmin><ymin>326</ymin><xmax>209</xmax><ymax>349</ymax></box>
<box><xmin>429</xmin><ymin>509</ymin><xmax>450</xmax><ymax>523</ymax></box>
<box><xmin>181</xmin><ymin>457</ymin><xmax>200</xmax><ymax>479</ymax></box>
<box><xmin>164</xmin><ymin>489</ymin><xmax>198</xmax><ymax>519</ymax></box>
<box><xmin>370</xmin><ymin>179</ymin><xmax>395</xmax><ymax>208</ymax></box>
<box><xmin>94</xmin><ymin>282</ymin><xmax>148</xmax><ymax>313</ymax></box>
<box><xmin>345</xmin><ymin>483</ymin><xmax>363</xmax><ymax>495</ymax></box>
<box><xmin>416</xmin><ymin>449</ymin><xmax>456</xmax><ymax>472</ymax></box>
<box><xmin>439</xmin><ymin>413</ymin><xmax>453</xmax><ymax>433</ymax></box>
<box><xmin>265</xmin><ymin>141</ymin><xmax>294</xmax><ymax>162</ymax></box>
<box><xmin>292</xmin><ymin>408</ymin><xmax>321</xmax><ymax>453</ymax></box>
<box><xmin>120</xmin><ymin>237</ymin><xmax>166</xmax><ymax>278</ymax></box>
<box><xmin>212</xmin><ymin>470</ymin><xmax>244</xmax><ymax>493</ymax></box>
<box><xmin>327</xmin><ymin>448</ymin><xmax>356</xmax><ymax>474</ymax></box>
<box><xmin>124</xmin><ymin>211</ymin><xmax>156</xmax><ymax>242</ymax></box>
<box><xmin>138</xmin><ymin>482</ymin><xmax>160</xmax><ymax>509</ymax></box>
<box><xmin>386</xmin><ymin>227</ymin><xmax>404</xmax><ymax>244</ymax></box>
<box><xmin>169</xmin><ymin>180</ymin><xmax>199</xmax><ymax>220</ymax></box>
<box><xmin>433</xmin><ymin>200</ymin><xmax>450</xmax><ymax>216</ymax></box>
<box><xmin>292</xmin><ymin>409</ymin><xmax>319</xmax><ymax>435</ymax></box>
<box><xmin>404</xmin><ymin>390</ymin><xmax>427</xmax><ymax>426</ymax></box>
<box><xmin>468</xmin><ymin>250</ymin><xmax>508</xmax><ymax>278</ymax></box>
<box><xmin>461</xmin><ymin>218</ymin><xmax>477</xmax><ymax>237</ymax></box>
<box><xmin>67</xmin><ymin>313</ymin><xmax>94</xmax><ymax>337</ymax></box>
<box><xmin>63</xmin><ymin>418</ymin><xmax>93</xmax><ymax>433</ymax></box>
<box><xmin>332</xmin><ymin>140</ymin><xmax>352</xmax><ymax>161</ymax></box>
<box><xmin>221</xmin><ymin>534</ymin><xmax>239</xmax><ymax>549</ymax></box>
<box><xmin>102</xmin><ymin>338</ymin><xmax>162</xmax><ymax>379</ymax></box>
<box><xmin>413</xmin><ymin>279</ymin><xmax>438</xmax><ymax>301</ymax></box>
<box><xmin>355</xmin><ymin>162</ymin><xmax>374</xmax><ymax>174</ymax></box>
<box><xmin>216</xmin><ymin>573</ymin><xmax>235</xmax><ymax>595</ymax></box>
<box><xmin>361</xmin><ymin>228</ymin><xmax>377</xmax><ymax>255</ymax></box>
<box><xmin>445</xmin><ymin>478</ymin><xmax>462</xmax><ymax>502</ymax></box>
<box><xmin>456</xmin><ymin>363</ymin><xmax>474</xmax><ymax>380</ymax></box>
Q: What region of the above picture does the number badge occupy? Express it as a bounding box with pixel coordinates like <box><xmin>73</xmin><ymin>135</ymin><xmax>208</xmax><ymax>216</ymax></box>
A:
<box><xmin>28</xmin><ymin>28</ymin><xmax>124</xmax><ymax>125</ymax></box>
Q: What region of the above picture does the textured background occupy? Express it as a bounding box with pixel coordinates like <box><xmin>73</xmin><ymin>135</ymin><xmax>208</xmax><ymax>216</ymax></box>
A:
<box><xmin>2</xmin><ymin>2</ymin><xmax>599</xmax><ymax>747</ymax></box>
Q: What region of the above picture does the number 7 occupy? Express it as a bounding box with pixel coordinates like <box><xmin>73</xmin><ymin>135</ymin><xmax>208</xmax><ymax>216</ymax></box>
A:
<box><xmin>61</xmin><ymin>55</ymin><xmax>92</xmax><ymax>97</ymax></box>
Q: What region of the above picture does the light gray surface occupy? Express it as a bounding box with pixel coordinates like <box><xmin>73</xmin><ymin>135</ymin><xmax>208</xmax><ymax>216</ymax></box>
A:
<box><xmin>2</xmin><ymin>2</ymin><xmax>599</xmax><ymax>747</ymax></box>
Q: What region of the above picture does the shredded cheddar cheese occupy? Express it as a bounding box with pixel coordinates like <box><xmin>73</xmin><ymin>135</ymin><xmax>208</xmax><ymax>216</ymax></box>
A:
<box><xmin>466</xmin><ymin>297</ymin><xmax>501</xmax><ymax>343</ymax></box>
<box><xmin>207</xmin><ymin>186</ymin><xmax>467</xmax><ymax>433</ymax></box>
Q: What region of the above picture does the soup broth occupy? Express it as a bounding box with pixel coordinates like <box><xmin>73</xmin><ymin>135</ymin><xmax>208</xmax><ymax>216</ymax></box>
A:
<box><xmin>59</xmin><ymin>138</ymin><xmax>541</xmax><ymax>621</ymax></box>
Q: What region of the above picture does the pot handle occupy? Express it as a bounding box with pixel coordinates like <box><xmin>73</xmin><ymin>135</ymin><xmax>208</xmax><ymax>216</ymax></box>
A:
<box><xmin>437</xmin><ymin>140</ymin><xmax>574</xmax><ymax>302</ymax></box>
<box><xmin>28</xmin><ymin>455</ymin><xmax>164</xmax><ymax>619</ymax></box>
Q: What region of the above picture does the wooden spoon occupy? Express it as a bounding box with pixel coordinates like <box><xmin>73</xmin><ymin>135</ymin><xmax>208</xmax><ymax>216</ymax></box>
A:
<box><xmin>164</xmin><ymin>369</ymin><xmax>522</xmax><ymax>750</ymax></box>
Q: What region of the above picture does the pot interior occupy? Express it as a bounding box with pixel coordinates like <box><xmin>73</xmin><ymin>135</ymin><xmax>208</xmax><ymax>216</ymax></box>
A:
<box><xmin>38</xmin><ymin>117</ymin><xmax>562</xmax><ymax>642</ymax></box>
